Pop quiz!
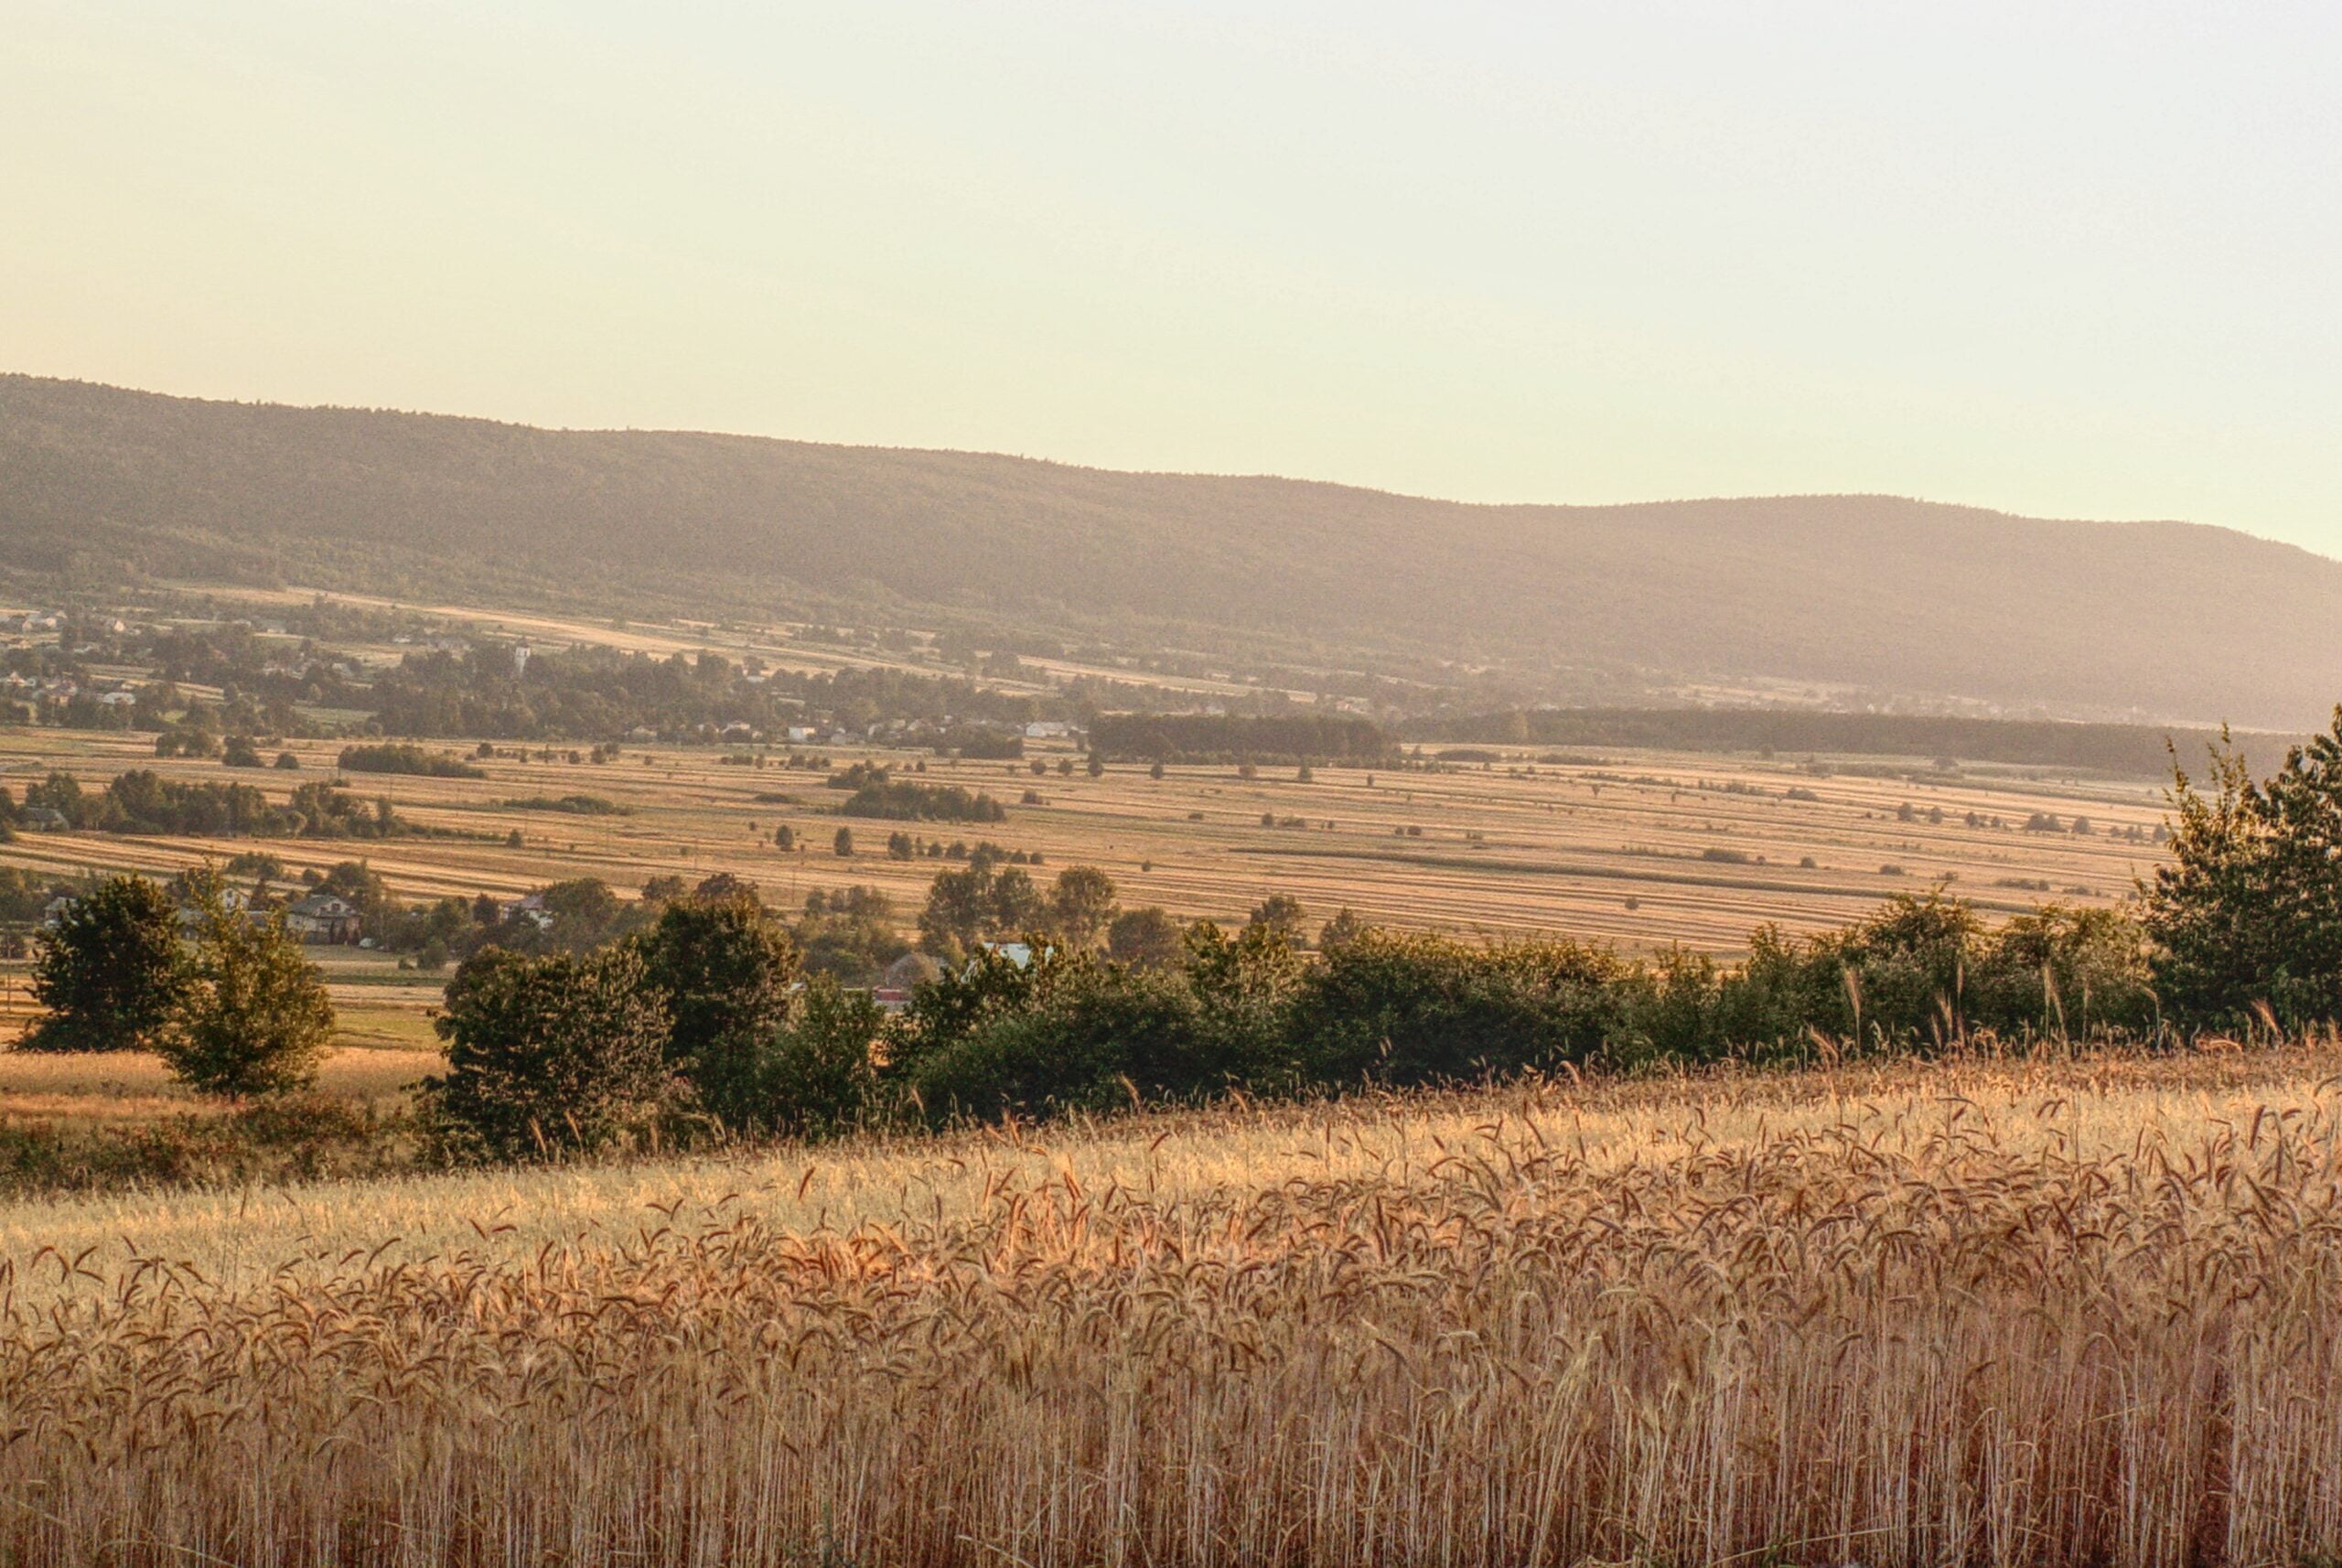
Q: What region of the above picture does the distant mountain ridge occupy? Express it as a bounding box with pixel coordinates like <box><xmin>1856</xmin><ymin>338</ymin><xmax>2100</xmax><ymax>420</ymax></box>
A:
<box><xmin>3</xmin><ymin>373</ymin><xmax>2337</xmax><ymax>729</ymax></box>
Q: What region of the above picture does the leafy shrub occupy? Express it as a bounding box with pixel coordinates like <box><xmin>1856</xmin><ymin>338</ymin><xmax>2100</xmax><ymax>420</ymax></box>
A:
<box><xmin>1968</xmin><ymin>904</ymin><xmax>2156</xmax><ymax>1038</ymax></box>
<box><xmin>1809</xmin><ymin>892</ymin><xmax>1982</xmax><ymax>1045</ymax></box>
<box><xmin>890</xmin><ymin>934</ymin><xmax>1292</xmax><ymax>1123</ymax></box>
<box><xmin>900</xmin><ymin>959</ymin><xmax>1208</xmax><ymax>1122</ymax></box>
<box><xmin>422</xmin><ymin>947</ymin><xmax>672</xmax><ymax>1161</ymax></box>
<box><xmin>1290</xmin><ymin>929</ymin><xmax>1635</xmax><ymax>1088</ymax></box>
<box><xmin>759</xmin><ymin>977</ymin><xmax>882</xmax><ymax>1138</ymax></box>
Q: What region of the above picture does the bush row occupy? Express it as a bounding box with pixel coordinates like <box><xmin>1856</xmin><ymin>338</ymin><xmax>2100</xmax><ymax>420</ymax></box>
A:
<box><xmin>426</xmin><ymin>885</ymin><xmax>2159</xmax><ymax>1161</ymax></box>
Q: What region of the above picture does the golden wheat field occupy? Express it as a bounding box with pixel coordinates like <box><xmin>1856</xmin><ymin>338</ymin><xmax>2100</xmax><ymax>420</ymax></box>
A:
<box><xmin>0</xmin><ymin>1043</ymin><xmax>2337</xmax><ymax>1566</ymax></box>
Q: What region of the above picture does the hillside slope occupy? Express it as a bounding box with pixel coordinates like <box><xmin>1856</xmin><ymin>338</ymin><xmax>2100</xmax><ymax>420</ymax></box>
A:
<box><xmin>4</xmin><ymin>374</ymin><xmax>2336</xmax><ymax>727</ymax></box>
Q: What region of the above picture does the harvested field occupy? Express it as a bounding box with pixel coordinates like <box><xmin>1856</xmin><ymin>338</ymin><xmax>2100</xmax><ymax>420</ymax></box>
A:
<box><xmin>0</xmin><ymin>725</ymin><xmax>2172</xmax><ymax>956</ymax></box>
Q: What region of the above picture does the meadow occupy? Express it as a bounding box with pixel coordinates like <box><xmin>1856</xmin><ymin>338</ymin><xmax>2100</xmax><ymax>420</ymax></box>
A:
<box><xmin>0</xmin><ymin>1041</ymin><xmax>2335</xmax><ymax>1565</ymax></box>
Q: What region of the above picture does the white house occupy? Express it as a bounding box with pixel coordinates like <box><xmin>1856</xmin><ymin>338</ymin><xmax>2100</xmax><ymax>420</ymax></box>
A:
<box><xmin>498</xmin><ymin>891</ymin><xmax>553</xmax><ymax>929</ymax></box>
<box><xmin>285</xmin><ymin>894</ymin><xmax>362</xmax><ymax>945</ymax></box>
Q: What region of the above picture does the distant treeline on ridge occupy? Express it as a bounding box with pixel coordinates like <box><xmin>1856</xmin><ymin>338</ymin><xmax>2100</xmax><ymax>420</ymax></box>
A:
<box><xmin>1412</xmin><ymin>708</ymin><xmax>2307</xmax><ymax>779</ymax></box>
<box><xmin>1088</xmin><ymin>714</ymin><xmax>1397</xmax><ymax>766</ymax></box>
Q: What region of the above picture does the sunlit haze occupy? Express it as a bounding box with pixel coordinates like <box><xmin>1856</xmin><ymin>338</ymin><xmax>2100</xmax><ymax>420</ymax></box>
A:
<box><xmin>6</xmin><ymin>2</ymin><xmax>2338</xmax><ymax>547</ymax></box>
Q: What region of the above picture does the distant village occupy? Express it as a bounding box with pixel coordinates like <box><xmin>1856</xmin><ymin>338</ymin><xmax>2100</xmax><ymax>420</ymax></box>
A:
<box><xmin>0</xmin><ymin>595</ymin><xmax>1384</xmax><ymax>759</ymax></box>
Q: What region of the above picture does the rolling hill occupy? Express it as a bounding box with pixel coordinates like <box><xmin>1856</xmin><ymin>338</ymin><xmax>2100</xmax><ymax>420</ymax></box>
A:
<box><xmin>4</xmin><ymin>373</ymin><xmax>2337</xmax><ymax>729</ymax></box>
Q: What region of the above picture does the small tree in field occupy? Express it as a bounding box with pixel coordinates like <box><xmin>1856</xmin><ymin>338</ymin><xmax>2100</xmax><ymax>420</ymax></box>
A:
<box><xmin>26</xmin><ymin>875</ymin><xmax>189</xmax><ymax>1052</ymax></box>
<box><xmin>162</xmin><ymin>869</ymin><xmax>334</xmax><ymax>1098</ymax></box>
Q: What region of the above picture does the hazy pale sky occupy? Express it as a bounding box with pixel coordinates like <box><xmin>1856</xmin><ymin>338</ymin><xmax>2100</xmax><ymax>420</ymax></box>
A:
<box><xmin>5</xmin><ymin>3</ymin><xmax>2337</xmax><ymax>548</ymax></box>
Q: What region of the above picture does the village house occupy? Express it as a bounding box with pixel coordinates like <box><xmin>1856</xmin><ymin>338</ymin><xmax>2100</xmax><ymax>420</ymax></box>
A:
<box><xmin>18</xmin><ymin>807</ymin><xmax>70</xmax><ymax>832</ymax></box>
<box><xmin>175</xmin><ymin>886</ymin><xmax>252</xmax><ymax>931</ymax></box>
<box><xmin>498</xmin><ymin>891</ymin><xmax>553</xmax><ymax>929</ymax></box>
<box><xmin>873</xmin><ymin>951</ymin><xmax>943</xmax><ymax>1015</ymax></box>
<box><xmin>284</xmin><ymin>893</ymin><xmax>362</xmax><ymax>945</ymax></box>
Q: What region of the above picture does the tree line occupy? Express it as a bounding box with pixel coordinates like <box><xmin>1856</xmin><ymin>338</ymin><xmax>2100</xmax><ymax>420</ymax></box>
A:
<box><xmin>0</xmin><ymin>771</ymin><xmax>416</xmax><ymax>840</ymax></box>
<box><xmin>1412</xmin><ymin>706</ymin><xmax>2305</xmax><ymax>780</ymax></box>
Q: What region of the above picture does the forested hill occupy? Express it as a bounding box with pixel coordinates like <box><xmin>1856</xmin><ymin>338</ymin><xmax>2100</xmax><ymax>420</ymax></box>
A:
<box><xmin>5</xmin><ymin>373</ymin><xmax>2340</xmax><ymax>729</ymax></box>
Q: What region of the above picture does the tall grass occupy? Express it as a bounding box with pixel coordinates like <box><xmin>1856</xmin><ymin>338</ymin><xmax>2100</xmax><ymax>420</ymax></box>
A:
<box><xmin>0</xmin><ymin>1046</ymin><xmax>2337</xmax><ymax>1565</ymax></box>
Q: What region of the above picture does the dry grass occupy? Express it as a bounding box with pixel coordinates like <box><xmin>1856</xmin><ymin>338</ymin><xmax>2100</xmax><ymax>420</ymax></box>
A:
<box><xmin>0</xmin><ymin>1046</ymin><xmax>436</xmax><ymax>1125</ymax></box>
<box><xmin>0</xmin><ymin>1044</ymin><xmax>2337</xmax><ymax>1565</ymax></box>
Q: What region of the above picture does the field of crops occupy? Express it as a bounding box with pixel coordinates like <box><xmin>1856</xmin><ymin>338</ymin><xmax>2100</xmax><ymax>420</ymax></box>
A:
<box><xmin>0</xmin><ymin>723</ymin><xmax>2170</xmax><ymax>971</ymax></box>
<box><xmin>0</xmin><ymin>1042</ymin><xmax>2335</xmax><ymax>1565</ymax></box>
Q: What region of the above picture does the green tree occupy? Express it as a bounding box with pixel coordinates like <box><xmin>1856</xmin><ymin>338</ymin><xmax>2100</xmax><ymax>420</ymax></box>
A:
<box><xmin>919</xmin><ymin>865</ymin><xmax>994</xmax><ymax>956</ymax></box>
<box><xmin>1246</xmin><ymin>893</ymin><xmax>1309</xmax><ymax>947</ymax></box>
<box><xmin>918</xmin><ymin>863</ymin><xmax>1045</xmax><ymax>957</ymax></box>
<box><xmin>833</xmin><ymin>825</ymin><xmax>855</xmax><ymax>856</ymax></box>
<box><xmin>535</xmin><ymin>876</ymin><xmax>626</xmax><ymax>950</ymax></box>
<box><xmin>989</xmin><ymin>865</ymin><xmax>1046</xmax><ymax>932</ymax></box>
<box><xmin>162</xmin><ymin>870</ymin><xmax>334</xmax><ymax>1097</ymax></box>
<box><xmin>25</xmin><ymin>875</ymin><xmax>190</xmax><ymax>1052</ymax></box>
<box><xmin>2144</xmin><ymin>715</ymin><xmax>2342</xmax><ymax>1028</ymax></box>
<box><xmin>1046</xmin><ymin>865</ymin><xmax>1120</xmax><ymax>947</ymax></box>
<box><xmin>632</xmin><ymin>889</ymin><xmax>801</xmax><ymax>1132</ymax></box>
<box><xmin>24</xmin><ymin>772</ymin><xmax>84</xmax><ymax>824</ymax></box>
<box><xmin>1317</xmin><ymin>906</ymin><xmax>1373</xmax><ymax>951</ymax></box>
<box><xmin>423</xmin><ymin>946</ymin><xmax>671</xmax><ymax>1161</ymax></box>
<box><xmin>1107</xmin><ymin>906</ymin><xmax>1187</xmax><ymax>970</ymax></box>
